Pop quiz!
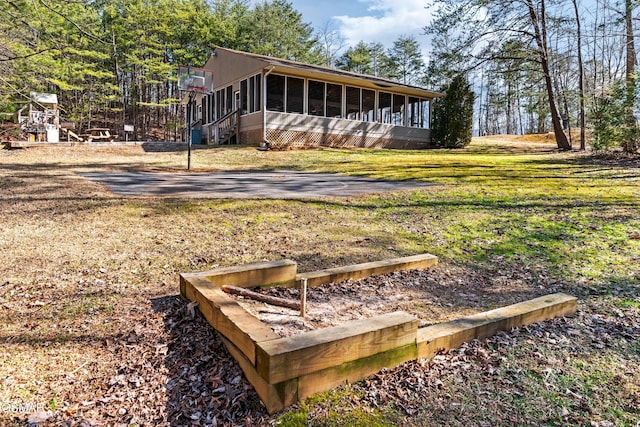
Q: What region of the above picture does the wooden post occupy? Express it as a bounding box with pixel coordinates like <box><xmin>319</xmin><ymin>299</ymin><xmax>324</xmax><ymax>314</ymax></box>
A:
<box><xmin>300</xmin><ymin>278</ymin><xmax>307</xmax><ymax>318</ymax></box>
<box><xmin>235</xmin><ymin>109</ymin><xmax>241</xmax><ymax>144</ymax></box>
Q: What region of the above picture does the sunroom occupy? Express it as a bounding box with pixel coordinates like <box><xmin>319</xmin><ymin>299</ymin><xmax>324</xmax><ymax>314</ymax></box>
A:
<box><xmin>195</xmin><ymin>47</ymin><xmax>441</xmax><ymax>149</ymax></box>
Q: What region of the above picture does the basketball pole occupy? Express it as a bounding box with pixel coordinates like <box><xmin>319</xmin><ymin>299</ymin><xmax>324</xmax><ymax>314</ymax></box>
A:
<box><xmin>187</xmin><ymin>91</ymin><xmax>194</xmax><ymax>170</ymax></box>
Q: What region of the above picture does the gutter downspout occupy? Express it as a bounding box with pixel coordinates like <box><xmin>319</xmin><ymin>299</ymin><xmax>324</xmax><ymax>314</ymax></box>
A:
<box><xmin>261</xmin><ymin>66</ymin><xmax>275</xmax><ymax>150</ymax></box>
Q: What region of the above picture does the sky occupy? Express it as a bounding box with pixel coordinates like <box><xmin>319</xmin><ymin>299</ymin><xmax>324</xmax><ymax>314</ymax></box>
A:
<box><xmin>259</xmin><ymin>0</ymin><xmax>436</xmax><ymax>59</ymax></box>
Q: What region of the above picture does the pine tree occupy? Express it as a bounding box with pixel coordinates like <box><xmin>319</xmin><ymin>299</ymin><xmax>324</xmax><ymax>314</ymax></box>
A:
<box><xmin>431</xmin><ymin>74</ymin><xmax>475</xmax><ymax>148</ymax></box>
<box><xmin>336</xmin><ymin>42</ymin><xmax>374</xmax><ymax>74</ymax></box>
<box><xmin>238</xmin><ymin>0</ymin><xmax>321</xmax><ymax>63</ymax></box>
<box><xmin>385</xmin><ymin>36</ymin><xmax>425</xmax><ymax>86</ymax></box>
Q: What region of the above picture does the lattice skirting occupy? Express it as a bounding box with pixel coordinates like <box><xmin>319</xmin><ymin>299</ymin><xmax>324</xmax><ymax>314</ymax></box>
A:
<box><xmin>263</xmin><ymin>129</ymin><xmax>430</xmax><ymax>149</ymax></box>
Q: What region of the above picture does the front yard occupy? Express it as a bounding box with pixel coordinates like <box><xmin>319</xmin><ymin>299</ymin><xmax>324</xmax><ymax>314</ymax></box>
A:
<box><xmin>1</xmin><ymin>137</ymin><xmax>638</xmax><ymax>426</ymax></box>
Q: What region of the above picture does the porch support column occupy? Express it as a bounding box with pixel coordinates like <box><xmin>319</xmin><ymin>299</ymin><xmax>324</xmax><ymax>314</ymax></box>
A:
<box><xmin>262</xmin><ymin>66</ymin><xmax>275</xmax><ymax>146</ymax></box>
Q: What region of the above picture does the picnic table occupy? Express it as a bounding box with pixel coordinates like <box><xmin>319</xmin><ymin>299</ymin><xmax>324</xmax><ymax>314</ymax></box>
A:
<box><xmin>82</xmin><ymin>128</ymin><xmax>117</xmax><ymax>143</ymax></box>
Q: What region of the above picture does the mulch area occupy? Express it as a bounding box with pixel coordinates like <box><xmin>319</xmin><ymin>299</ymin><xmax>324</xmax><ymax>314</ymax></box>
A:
<box><xmin>232</xmin><ymin>265</ymin><xmax>553</xmax><ymax>337</ymax></box>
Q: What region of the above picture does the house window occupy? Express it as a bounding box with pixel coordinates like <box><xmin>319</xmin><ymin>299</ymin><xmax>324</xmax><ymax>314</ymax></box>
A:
<box><xmin>226</xmin><ymin>86</ymin><xmax>233</xmax><ymax>113</ymax></box>
<box><xmin>216</xmin><ymin>89</ymin><xmax>222</xmax><ymax>119</ymax></box>
<box><xmin>242</xmin><ymin>74</ymin><xmax>262</xmax><ymax>114</ymax></box>
<box><xmin>346</xmin><ymin>86</ymin><xmax>360</xmax><ymax>120</ymax></box>
<box><xmin>362</xmin><ymin>89</ymin><xmax>375</xmax><ymax>122</ymax></box>
<box><xmin>286</xmin><ymin>77</ymin><xmax>304</xmax><ymax>114</ymax></box>
<box><xmin>326</xmin><ymin>83</ymin><xmax>342</xmax><ymax>118</ymax></box>
<box><xmin>248</xmin><ymin>77</ymin><xmax>255</xmax><ymax>113</ymax></box>
<box><xmin>240</xmin><ymin>79</ymin><xmax>248</xmax><ymax>115</ymax></box>
<box><xmin>254</xmin><ymin>75</ymin><xmax>261</xmax><ymax>113</ymax></box>
<box><xmin>201</xmin><ymin>97</ymin><xmax>207</xmax><ymax>124</ymax></box>
<box><xmin>266</xmin><ymin>74</ymin><xmax>285</xmax><ymax>112</ymax></box>
<box><xmin>308</xmin><ymin>80</ymin><xmax>324</xmax><ymax>116</ymax></box>
<box><xmin>209</xmin><ymin>94</ymin><xmax>214</xmax><ymax>122</ymax></box>
<box><xmin>378</xmin><ymin>92</ymin><xmax>392</xmax><ymax>124</ymax></box>
<box><xmin>392</xmin><ymin>94</ymin><xmax>405</xmax><ymax>126</ymax></box>
<box><xmin>215</xmin><ymin>85</ymin><xmax>233</xmax><ymax>119</ymax></box>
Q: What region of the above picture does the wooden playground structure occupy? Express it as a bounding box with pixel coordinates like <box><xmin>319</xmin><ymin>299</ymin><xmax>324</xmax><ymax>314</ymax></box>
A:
<box><xmin>2</xmin><ymin>92</ymin><xmax>117</xmax><ymax>147</ymax></box>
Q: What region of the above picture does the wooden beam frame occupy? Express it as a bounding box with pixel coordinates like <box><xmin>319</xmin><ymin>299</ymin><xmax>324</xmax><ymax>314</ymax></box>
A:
<box><xmin>179</xmin><ymin>254</ymin><xmax>577</xmax><ymax>413</ymax></box>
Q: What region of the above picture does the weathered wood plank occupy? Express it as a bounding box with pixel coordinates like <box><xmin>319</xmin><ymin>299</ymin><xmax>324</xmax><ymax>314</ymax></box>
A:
<box><xmin>218</xmin><ymin>334</ymin><xmax>297</xmax><ymax>414</ymax></box>
<box><xmin>199</xmin><ymin>259</ymin><xmax>298</xmax><ymax>288</ymax></box>
<box><xmin>256</xmin><ymin>311</ymin><xmax>418</xmax><ymax>384</ymax></box>
<box><xmin>297</xmin><ymin>343</ymin><xmax>417</xmax><ymax>400</ymax></box>
<box><xmin>293</xmin><ymin>253</ymin><xmax>438</xmax><ymax>288</ymax></box>
<box><xmin>417</xmin><ymin>293</ymin><xmax>577</xmax><ymax>359</ymax></box>
<box><xmin>180</xmin><ymin>274</ymin><xmax>280</xmax><ymax>364</ymax></box>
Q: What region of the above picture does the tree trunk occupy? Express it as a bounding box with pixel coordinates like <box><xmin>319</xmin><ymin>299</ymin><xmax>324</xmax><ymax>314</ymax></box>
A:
<box><xmin>572</xmin><ymin>0</ymin><xmax>586</xmax><ymax>150</ymax></box>
<box><xmin>478</xmin><ymin>69</ymin><xmax>484</xmax><ymax>136</ymax></box>
<box><xmin>625</xmin><ymin>0</ymin><xmax>638</xmax><ymax>153</ymax></box>
<box><xmin>526</xmin><ymin>0</ymin><xmax>571</xmax><ymax>150</ymax></box>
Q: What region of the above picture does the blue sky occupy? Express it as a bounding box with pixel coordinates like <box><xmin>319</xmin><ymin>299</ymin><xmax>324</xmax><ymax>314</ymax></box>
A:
<box><xmin>256</xmin><ymin>1</ymin><xmax>436</xmax><ymax>58</ymax></box>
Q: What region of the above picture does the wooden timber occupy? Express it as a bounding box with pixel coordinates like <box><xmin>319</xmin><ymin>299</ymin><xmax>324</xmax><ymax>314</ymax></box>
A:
<box><xmin>255</xmin><ymin>311</ymin><xmax>419</xmax><ymax>384</ymax></box>
<box><xmin>417</xmin><ymin>293</ymin><xmax>577</xmax><ymax>359</ymax></box>
<box><xmin>180</xmin><ymin>274</ymin><xmax>280</xmax><ymax>364</ymax></box>
<box><xmin>201</xmin><ymin>259</ymin><xmax>297</xmax><ymax>288</ymax></box>
<box><xmin>293</xmin><ymin>253</ymin><xmax>438</xmax><ymax>288</ymax></box>
<box><xmin>218</xmin><ymin>334</ymin><xmax>297</xmax><ymax>413</ymax></box>
<box><xmin>297</xmin><ymin>342</ymin><xmax>417</xmax><ymax>400</ymax></box>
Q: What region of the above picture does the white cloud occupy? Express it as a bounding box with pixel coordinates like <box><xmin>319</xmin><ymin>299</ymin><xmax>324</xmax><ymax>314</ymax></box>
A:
<box><xmin>334</xmin><ymin>0</ymin><xmax>435</xmax><ymax>49</ymax></box>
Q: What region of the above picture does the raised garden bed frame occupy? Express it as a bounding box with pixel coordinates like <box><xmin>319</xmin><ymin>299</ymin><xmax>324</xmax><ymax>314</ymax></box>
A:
<box><xmin>180</xmin><ymin>254</ymin><xmax>576</xmax><ymax>413</ymax></box>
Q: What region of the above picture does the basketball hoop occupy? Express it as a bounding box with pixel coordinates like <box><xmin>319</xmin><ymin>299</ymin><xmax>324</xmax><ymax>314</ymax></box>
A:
<box><xmin>178</xmin><ymin>66</ymin><xmax>213</xmax><ymax>95</ymax></box>
<box><xmin>178</xmin><ymin>66</ymin><xmax>214</xmax><ymax>170</ymax></box>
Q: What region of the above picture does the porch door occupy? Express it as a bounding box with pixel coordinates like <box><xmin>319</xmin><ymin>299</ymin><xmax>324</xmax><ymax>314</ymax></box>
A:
<box><xmin>234</xmin><ymin>91</ymin><xmax>240</xmax><ymax>111</ymax></box>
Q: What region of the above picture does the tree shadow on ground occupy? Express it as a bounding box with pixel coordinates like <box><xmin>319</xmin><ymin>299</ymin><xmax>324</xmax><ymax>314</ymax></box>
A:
<box><xmin>140</xmin><ymin>142</ymin><xmax>229</xmax><ymax>153</ymax></box>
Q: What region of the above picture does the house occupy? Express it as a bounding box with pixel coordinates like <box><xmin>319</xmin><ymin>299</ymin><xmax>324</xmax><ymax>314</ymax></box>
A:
<box><xmin>191</xmin><ymin>47</ymin><xmax>442</xmax><ymax>149</ymax></box>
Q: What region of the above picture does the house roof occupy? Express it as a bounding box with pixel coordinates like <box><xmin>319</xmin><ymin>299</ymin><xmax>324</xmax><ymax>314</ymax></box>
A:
<box><xmin>212</xmin><ymin>47</ymin><xmax>443</xmax><ymax>99</ymax></box>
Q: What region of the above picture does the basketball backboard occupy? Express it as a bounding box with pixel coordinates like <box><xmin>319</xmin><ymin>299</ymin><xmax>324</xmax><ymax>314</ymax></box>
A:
<box><xmin>177</xmin><ymin>66</ymin><xmax>213</xmax><ymax>94</ymax></box>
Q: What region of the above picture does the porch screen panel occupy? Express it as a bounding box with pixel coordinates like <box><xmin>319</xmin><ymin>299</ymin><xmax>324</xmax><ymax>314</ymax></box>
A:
<box><xmin>392</xmin><ymin>94</ymin><xmax>405</xmax><ymax>126</ymax></box>
<box><xmin>326</xmin><ymin>83</ymin><xmax>342</xmax><ymax>118</ymax></box>
<box><xmin>378</xmin><ymin>92</ymin><xmax>392</xmax><ymax>124</ymax></box>
<box><xmin>286</xmin><ymin>77</ymin><xmax>304</xmax><ymax>114</ymax></box>
<box><xmin>308</xmin><ymin>80</ymin><xmax>324</xmax><ymax>116</ymax></box>
<box><xmin>421</xmin><ymin>99</ymin><xmax>430</xmax><ymax>128</ymax></box>
<box><xmin>266</xmin><ymin>74</ymin><xmax>285</xmax><ymax>112</ymax></box>
<box><xmin>408</xmin><ymin>97</ymin><xmax>420</xmax><ymax>127</ymax></box>
<box><xmin>362</xmin><ymin>89</ymin><xmax>375</xmax><ymax>122</ymax></box>
<box><xmin>346</xmin><ymin>86</ymin><xmax>360</xmax><ymax>120</ymax></box>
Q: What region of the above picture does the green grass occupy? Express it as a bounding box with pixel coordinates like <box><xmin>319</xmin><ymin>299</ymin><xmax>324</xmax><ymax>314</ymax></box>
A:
<box><xmin>1</xmin><ymin>137</ymin><xmax>639</xmax><ymax>426</ymax></box>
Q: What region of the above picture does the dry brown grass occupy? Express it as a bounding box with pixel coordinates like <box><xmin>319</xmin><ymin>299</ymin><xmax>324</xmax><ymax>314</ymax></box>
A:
<box><xmin>1</xmin><ymin>140</ymin><xmax>638</xmax><ymax>426</ymax></box>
